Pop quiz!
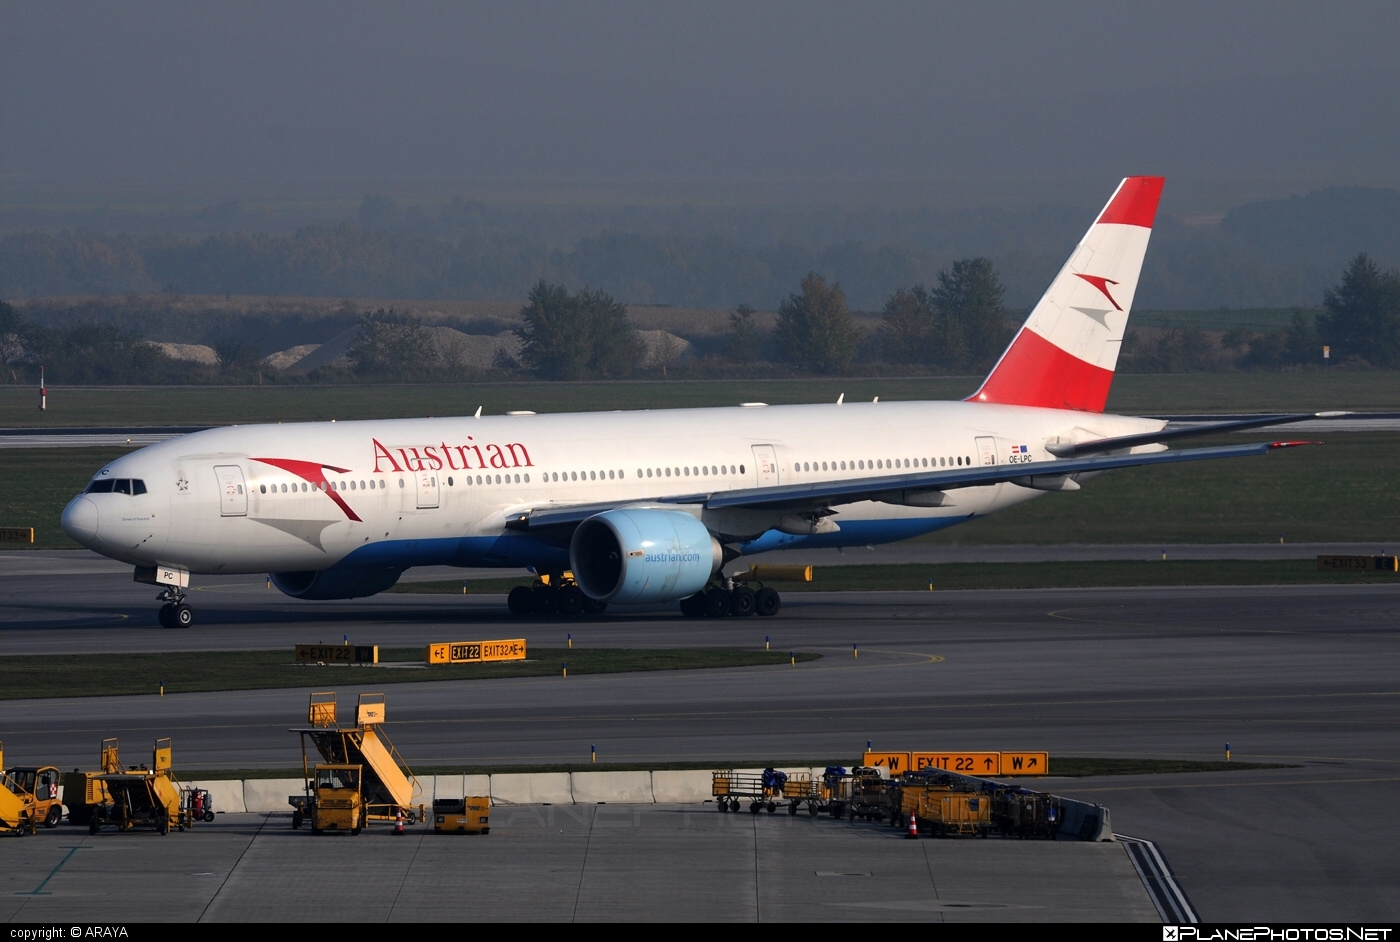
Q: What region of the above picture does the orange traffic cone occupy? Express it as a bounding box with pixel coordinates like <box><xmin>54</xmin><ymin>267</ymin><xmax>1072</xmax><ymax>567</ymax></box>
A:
<box><xmin>905</xmin><ymin>812</ymin><xmax>918</xmax><ymax>839</ymax></box>
<box><xmin>394</xmin><ymin>810</ymin><xmax>405</xmax><ymax>835</ymax></box>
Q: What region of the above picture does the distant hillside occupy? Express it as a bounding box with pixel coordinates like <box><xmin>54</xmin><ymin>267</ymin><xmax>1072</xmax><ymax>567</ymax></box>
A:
<box><xmin>1</xmin><ymin>187</ymin><xmax>1396</xmax><ymax>310</ymax></box>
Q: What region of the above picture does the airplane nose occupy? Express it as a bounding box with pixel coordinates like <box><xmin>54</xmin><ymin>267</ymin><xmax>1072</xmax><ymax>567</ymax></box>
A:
<box><xmin>61</xmin><ymin>496</ymin><xmax>99</xmax><ymax>546</ymax></box>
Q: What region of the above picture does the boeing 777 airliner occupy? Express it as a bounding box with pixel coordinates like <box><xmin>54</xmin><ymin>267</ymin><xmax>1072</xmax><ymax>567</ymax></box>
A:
<box><xmin>60</xmin><ymin>177</ymin><xmax>1316</xmax><ymax>627</ymax></box>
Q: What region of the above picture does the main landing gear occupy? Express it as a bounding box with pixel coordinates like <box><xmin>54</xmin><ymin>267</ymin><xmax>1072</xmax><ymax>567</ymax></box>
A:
<box><xmin>156</xmin><ymin>587</ymin><xmax>194</xmax><ymax>629</ymax></box>
<box><xmin>678</xmin><ymin>580</ymin><xmax>781</xmax><ymax>618</ymax></box>
<box><xmin>507</xmin><ymin>574</ymin><xmax>608</xmax><ymax>619</ymax></box>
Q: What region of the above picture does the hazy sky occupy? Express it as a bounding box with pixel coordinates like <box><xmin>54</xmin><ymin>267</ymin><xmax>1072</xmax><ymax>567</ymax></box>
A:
<box><xmin>4</xmin><ymin>1</ymin><xmax>1399</xmax><ymax>203</ymax></box>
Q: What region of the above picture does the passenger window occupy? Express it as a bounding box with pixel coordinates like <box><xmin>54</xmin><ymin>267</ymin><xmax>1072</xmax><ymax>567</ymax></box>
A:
<box><xmin>260</xmin><ymin>484</ymin><xmax>267</xmax><ymax>494</ymax></box>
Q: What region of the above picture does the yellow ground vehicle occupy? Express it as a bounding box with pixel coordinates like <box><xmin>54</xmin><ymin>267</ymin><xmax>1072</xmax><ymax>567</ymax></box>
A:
<box><xmin>289</xmin><ymin>692</ymin><xmax>424</xmax><ymax>833</ymax></box>
<box><xmin>90</xmin><ymin>738</ymin><xmax>191</xmax><ymax>835</ymax></box>
<box><xmin>1</xmin><ymin>741</ymin><xmax>64</xmax><ymax>830</ymax></box>
<box><xmin>62</xmin><ymin>737</ymin><xmax>118</xmax><ymax>826</ymax></box>
<box><xmin>291</xmin><ymin>764</ymin><xmax>365</xmax><ymax>834</ymax></box>
<box><xmin>5</xmin><ymin>766</ymin><xmax>63</xmax><ymax>829</ymax></box>
<box><xmin>433</xmin><ymin>797</ymin><xmax>489</xmax><ymax>834</ymax></box>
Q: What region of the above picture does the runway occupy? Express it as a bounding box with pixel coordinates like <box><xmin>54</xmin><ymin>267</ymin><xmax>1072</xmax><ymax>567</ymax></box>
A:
<box><xmin>2</xmin><ymin>553</ymin><xmax>1398</xmax><ymax>921</ymax></box>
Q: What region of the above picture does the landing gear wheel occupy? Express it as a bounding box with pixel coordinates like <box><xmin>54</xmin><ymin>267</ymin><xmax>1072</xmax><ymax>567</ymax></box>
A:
<box><xmin>729</xmin><ymin>586</ymin><xmax>756</xmax><ymax>616</ymax></box>
<box><xmin>44</xmin><ymin>805</ymin><xmax>61</xmax><ymax>828</ymax></box>
<box><xmin>703</xmin><ymin>588</ymin><xmax>730</xmax><ymax>618</ymax></box>
<box><xmin>558</xmin><ymin>585</ymin><xmax>585</xmax><ymax>617</ymax></box>
<box><xmin>754</xmin><ymin>587</ymin><xmax>781</xmax><ymax>617</ymax></box>
<box><xmin>531</xmin><ymin>585</ymin><xmax>557</xmax><ymax>616</ymax></box>
<box><xmin>582</xmin><ymin>597</ymin><xmax>608</xmax><ymax>616</ymax></box>
<box><xmin>678</xmin><ymin>594</ymin><xmax>704</xmax><ymax>618</ymax></box>
<box><xmin>158</xmin><ymin>604</ymin><xmax>174</xmax><ymax>628</ymax></box>
<box><xmin>507</xmin><ymin>585</ymin><xmax>534</xmax><ymax>616</ymax></box>
<box><xmin>173</xmin><ymin>603</ymin><xmax>194</xmax><ymax>628</ymax></box>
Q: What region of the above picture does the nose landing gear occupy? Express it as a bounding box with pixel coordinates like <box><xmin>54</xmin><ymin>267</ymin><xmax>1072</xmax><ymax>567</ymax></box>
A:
<box><xmin>156</xmin><ymin>588</ymin><xmax>194</xmax><ymax>628</ymax></box>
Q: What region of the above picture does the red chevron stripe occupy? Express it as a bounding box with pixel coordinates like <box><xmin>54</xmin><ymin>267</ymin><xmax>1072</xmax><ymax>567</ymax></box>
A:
<box><xmin>250</xmin><ymin>457</ymin><xmax>362</xmax><ymax>522</ymax></box>
<box><xmin>969</xmin><ymin>328</ymin><xmax>1115</xmax><ymax>413</ymax></box>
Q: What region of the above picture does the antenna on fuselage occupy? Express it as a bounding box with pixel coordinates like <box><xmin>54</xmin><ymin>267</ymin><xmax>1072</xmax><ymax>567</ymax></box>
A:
<box><xmin>836</xmin><ymin>393</ymin><xmax>844</xmax><ymax>405</ymax></box>
<box><xmin>474</xmin><ymin>406</ymin><xmax>482</xmax><ymax>418</ymax></box>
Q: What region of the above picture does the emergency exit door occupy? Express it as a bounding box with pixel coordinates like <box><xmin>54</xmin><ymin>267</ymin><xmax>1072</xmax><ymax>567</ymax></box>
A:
<box><xmin>215</xmin><ymin>465</ymin><xmax>248</xmax><ymax>516</ymax></box>
<box><xmin>751</xmin><ymin>445</ymin><xmax>779</xmax><ymax>486</ymax></box>
<box><xmin>416</xmin><ymin>471</ymin><xmax>440</xmax><ymax>509</ymax></box>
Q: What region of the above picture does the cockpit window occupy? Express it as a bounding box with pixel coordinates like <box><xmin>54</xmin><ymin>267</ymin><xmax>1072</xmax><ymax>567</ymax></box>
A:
<box><xmin>85</xmin><ymin>478</ymin><xmax>146</xmax><ymax>495</ymax></box>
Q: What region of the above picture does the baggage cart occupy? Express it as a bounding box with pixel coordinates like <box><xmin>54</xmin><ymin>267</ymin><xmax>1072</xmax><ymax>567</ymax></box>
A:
<box><xmin>991</xmin><ymin>787</ymin><xmax>1060</xmax><ymax>839</ymax></box>
<box><xmin>712</xmin><ymin>768</ymin><xmax>794</xmax><ymax>813</ymax></box>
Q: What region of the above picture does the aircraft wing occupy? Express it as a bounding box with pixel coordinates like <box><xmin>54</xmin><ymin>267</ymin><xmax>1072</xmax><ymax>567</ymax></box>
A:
<box><xmin>1045</xmin><ymin>412</ymin><xmax>1325</xmax><ymax>457</ymax></box>
<box><xmin>507</xmin><ymin>439</ymin><xmax>1316</xmax><ymax>532</ymax></box>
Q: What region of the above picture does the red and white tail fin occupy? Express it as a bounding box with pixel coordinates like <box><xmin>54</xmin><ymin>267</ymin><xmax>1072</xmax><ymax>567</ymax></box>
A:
<box><xmin>969</xmin><ymin>176</ymin><xmax>1164</xmax><ymax>413</ymax></box>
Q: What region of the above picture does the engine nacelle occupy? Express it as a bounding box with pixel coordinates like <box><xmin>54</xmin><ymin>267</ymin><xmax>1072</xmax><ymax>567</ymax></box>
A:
<box><xmin>570</xmin><ymin>509</ymin><xmax>722</xmax><ymax>604</ymax></box>
<box><xmin>269</xmin><ymin>567</ymin><xmax>404</xmax><ymax>600</ymax></box>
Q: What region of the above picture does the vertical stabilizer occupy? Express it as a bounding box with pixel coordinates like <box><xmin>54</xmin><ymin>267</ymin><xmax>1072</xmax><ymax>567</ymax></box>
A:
<box><xmin>969</xmin><ymin>176</ymin><xmax>1164</xmax><ymax>412</ymax></box>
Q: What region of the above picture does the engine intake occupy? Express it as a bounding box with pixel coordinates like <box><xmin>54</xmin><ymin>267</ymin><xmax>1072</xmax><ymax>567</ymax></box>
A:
<box><xmin>570</xmin><ymin>509</ymin><xmax>721</xmax><ymax>603</ymax></box>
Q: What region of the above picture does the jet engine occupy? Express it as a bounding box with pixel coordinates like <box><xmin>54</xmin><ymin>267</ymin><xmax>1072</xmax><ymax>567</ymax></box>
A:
<box><xmin>269</xmin><ymin>566</ymin><xmax>404</xmax><ymax>600</ymax></box>
<box><xmin>570</xmin><ymin>509</ymin><xmax>722</xmax><ymax>604</ymax></box>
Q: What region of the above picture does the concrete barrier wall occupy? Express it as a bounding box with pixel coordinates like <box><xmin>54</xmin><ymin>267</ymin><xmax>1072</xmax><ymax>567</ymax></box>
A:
<box><xmin>490</xmin><ymin>771</ymin><xmax>573</xmax><ymax>805</ymax></box>
<box><xmin>571</xmin><ymin>771</ymin><xmax>653</xmax><ymax>804</ymax></box>
<box><xmin>1057</xmin><ymin>797</ymin><xmax>1114</xmax><ymax>842</ymax></box>
<box><xmin>651</xmin><ymin>770</ymin><xmax>711</xmax><ymax>803</ymax></box>
<box><xmin>243</xmin><ymin>778</ymin><xmax>303</xmax><ymax>814</ymax></box>
<box><xmin>194</xmin><ymin>779</ymin><xmax>247</xmax><ymax>814</ymax></box>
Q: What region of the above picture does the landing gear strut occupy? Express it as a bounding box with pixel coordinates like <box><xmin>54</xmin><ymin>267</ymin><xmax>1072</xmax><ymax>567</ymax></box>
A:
<box><xmin>679</xmin><ymin>579</ymin><xmax>781</xmax><ymax>618</ymax></box>
<box><xmin>508</xmin><ymin>574</ymin><xmax>608</xmax><ymax>619</ymax></box>
<box><xmin>156</xmin><ymin>588</ymin><xmax>194</xmax><ymax>628</ymax></box>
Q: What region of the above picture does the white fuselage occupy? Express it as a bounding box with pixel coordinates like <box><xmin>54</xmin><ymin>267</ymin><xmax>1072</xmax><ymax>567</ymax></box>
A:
<box><xmin>62</xmin><ymin>399</ymin><xmax>1161</xmax><ymax>577</ymax></box>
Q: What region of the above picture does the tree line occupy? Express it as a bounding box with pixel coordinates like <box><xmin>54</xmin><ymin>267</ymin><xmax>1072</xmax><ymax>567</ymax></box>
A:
<box><xmin>3</xmin><ymin>253</ymin><xmax>1397</xmax><ymax>384</ymax></box>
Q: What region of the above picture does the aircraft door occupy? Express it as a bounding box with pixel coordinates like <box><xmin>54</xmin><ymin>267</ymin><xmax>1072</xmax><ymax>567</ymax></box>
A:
<box><xmin>416</xmin><ymin>470</ymin><xmax>440</xmax><ymax>509</ymax></box>
<box><xmin>975</xmin><ymin>436</ymin><xmax>999</xmax><ymax>466</ymax></box>
<box><xmin>214</xmin><ymin>465</ymin><xmax>248</xmax><ymax>516</ymax></box>
<box><xmin>751</xmin><ymin>445</ymin><xmax>779</xmax><ymax>486</ymax></box>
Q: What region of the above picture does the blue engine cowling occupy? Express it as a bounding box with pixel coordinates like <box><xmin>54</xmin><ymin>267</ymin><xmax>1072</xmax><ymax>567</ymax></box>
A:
<box><xmin>270</xmin><ymin>567</ymin><xmax>404</xmax><ymax>600</ymax></box>
<box><xmin>570</xmin><ymin>509</ymin><xmax>722</xmax><ymax>603</ymax></box>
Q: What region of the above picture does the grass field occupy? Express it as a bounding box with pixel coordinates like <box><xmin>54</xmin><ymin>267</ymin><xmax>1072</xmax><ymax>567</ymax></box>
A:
<box><xmin>178</xmin><ymin>757</ymin><xmax>1291</xmax><ymax>780</ymax></box>
<box><xmin>7</xmin><ymin>431</ymin><xmax>1397</xmax><ymax>549</ymax></box>
<box><xmin>394</xmin><ymin>559</ymin><xmax>1399</xmax><ymax>596</ymax></box>
<box><xmin>0</xmin><ymin>647</ymin><xmax>821</xmax><ymax>701</ymax></box>
<box><xmin>4</xmin><ymin>371</ymin><xmax>1400</xmax><ymax>428</ymax></box>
